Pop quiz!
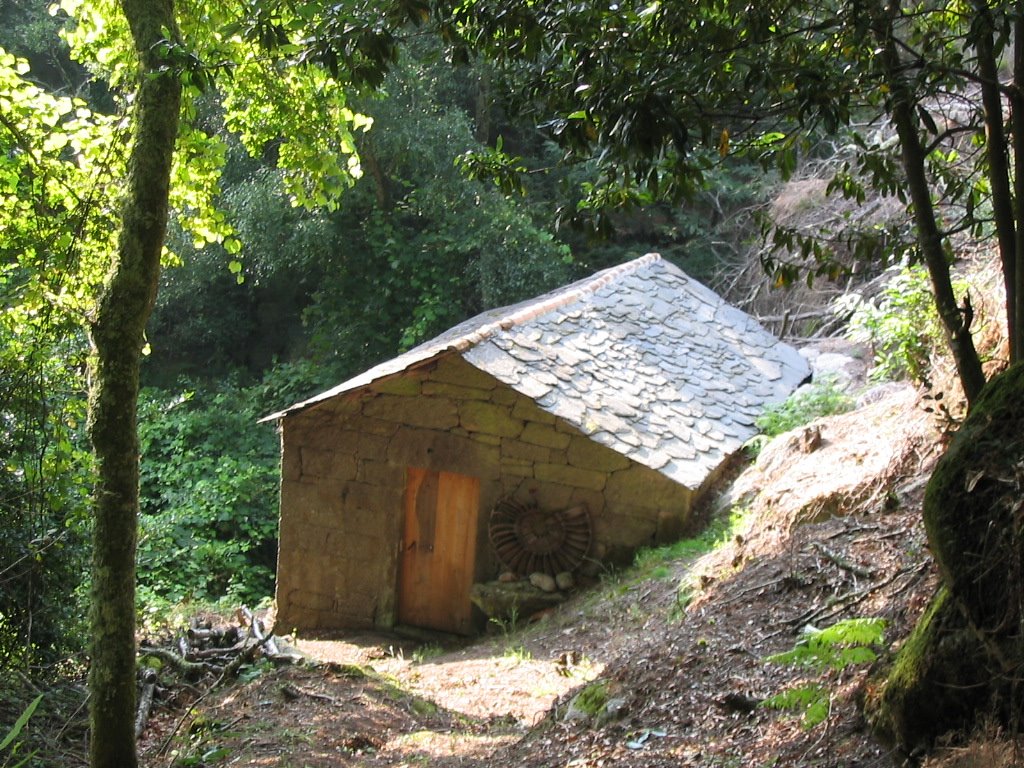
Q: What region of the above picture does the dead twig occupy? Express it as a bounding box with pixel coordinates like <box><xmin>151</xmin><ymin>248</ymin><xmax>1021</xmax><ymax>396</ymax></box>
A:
<box><xmin>790</xmin><ymin>561</ymin><xmax>929</xmax><ymax>628</ymax></box>
<box><xmin>716</xmin><ymin>576</ymin><xmax>791</xmax><ymax>607</ymax></box>
<box><xmin>812</xmin><ymin>542</ymin><xmax>875</xmax><ymax>580</ymax></box>
<box><xmin>281</xmin><ymin>682</ymin><xmax>340</xmax><ymax>705</ymax></box>
<box><xmin>135</xmin><ymin>668</ymin><xmax>158</xmax><ymax>740</ymax></box>
<box><xmin>156</xmin><ymin>620</ymin><xmax>278</xmax><ymax>758</ymax></box>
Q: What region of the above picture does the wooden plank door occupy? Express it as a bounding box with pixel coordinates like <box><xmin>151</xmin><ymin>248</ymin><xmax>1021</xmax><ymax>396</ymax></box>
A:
<box><xmin>398</xmin><ymin>467</ymin><xmax>480</xmax><ymax>635</ymax></box>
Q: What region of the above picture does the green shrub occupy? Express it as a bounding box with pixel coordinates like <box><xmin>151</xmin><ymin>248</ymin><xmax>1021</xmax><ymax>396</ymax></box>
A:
<box><xmin>841</xmin><ymin>264</ymin><xmax>963</xmax><ymax>382</ymax></box>
<box><xmin>137</xmin><ymin>381</ymin><xmax>280</xmax><ymax>607</ymax></box>
<box><xmin>0</xmin><ymin>324</ymin><xmax>91</xmax><ymax>668</ymax></box>
<box><xmin>755</xmin><ymin>378</ymin><xmax>853</xmax><ymax>438</ymax></box>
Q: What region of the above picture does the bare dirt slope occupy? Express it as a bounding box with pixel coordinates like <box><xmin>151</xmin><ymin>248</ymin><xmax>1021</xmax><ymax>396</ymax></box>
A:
<box><xmin>145</xmin><ymin>383</ymin><xmax>947</xmax><ymax>768</ymax></box>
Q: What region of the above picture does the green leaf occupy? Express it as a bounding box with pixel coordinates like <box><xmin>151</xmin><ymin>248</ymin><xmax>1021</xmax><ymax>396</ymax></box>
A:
<box><xmin>0</xmin><ymin>694</ymin><xmax>43</xmax><ymax>751</ymax></box>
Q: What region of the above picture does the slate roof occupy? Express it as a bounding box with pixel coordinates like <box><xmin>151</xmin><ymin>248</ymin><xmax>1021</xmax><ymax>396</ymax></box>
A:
<box><xmin>263</xmin><ymin>253</ymin><xmax>810</xmax><ymax>490</ymax></box>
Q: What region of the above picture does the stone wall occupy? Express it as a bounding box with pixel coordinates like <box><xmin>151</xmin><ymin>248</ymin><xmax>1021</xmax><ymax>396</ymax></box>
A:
<box><xmin>275</xmin><ymin>354</ymin><xmax>692</xmax><ymax>632</ymax></box>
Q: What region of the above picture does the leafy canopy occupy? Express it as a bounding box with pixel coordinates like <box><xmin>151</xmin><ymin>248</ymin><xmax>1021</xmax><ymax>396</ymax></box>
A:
<box><xmin>53</xmin><ymin>0</ymin><xmax>372</xmax><ymax>268</ymax></box>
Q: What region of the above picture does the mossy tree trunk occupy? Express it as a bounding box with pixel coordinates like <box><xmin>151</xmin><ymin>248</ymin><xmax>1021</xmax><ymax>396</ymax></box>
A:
<box><xmin>866</xmin><ymin>363</ymin><xmax>1024</xmax><ymax>751</ymax></box>
<box><xmin>86</xmin><ymin>1</ymin><xmax>180</xmax><ymax>766</ymax></box>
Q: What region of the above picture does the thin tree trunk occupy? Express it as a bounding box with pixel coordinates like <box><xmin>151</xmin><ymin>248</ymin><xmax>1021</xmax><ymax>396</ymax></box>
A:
<box><xmin>1013</xmin><ymin>2</ymin><xmax>1024</xmax><ymax>363</ymax></box>
<box><xmin>360</xmin><ymin>139</ymin><xmax>392</xmax><ymax>211</ymax></box>
<box><xmin>873</xmin><ymin>0</ymin><xmax>987</xmax><ymax>403</ymax></box>
<box><xmin>87</xmin><ymin>1</ymin><xmax>180</xmax><ymax>766</ymax></box>
<box><xmin>474</xmin><ymin>65</ymin><xmax>492</xmax><ymax>145</ymax></box>
<box><xmin>972</xmin><ymin>0</ymin><xmax>1017</xmax><ymax>360</ymax></box>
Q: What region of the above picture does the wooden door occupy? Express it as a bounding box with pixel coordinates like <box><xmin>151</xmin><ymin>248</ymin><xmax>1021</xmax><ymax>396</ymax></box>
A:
<box><xmin>397</xmin><ymin>467</ymin><xmax>480</xmax><ymax>634</ymax></box>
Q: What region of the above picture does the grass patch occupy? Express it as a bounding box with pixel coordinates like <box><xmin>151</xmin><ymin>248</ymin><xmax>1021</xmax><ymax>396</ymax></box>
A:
<box><xmin>412</xmin><ymin>643</ymin><xmax>444</xmax><ymax>663</ymax></box>
<box><xmin>503</xmin><ymin>645</ymin><xmax>533</xmax><ymax>663</ymax></box>
<box><xmin>633</xmin><ymin>505</ymin><xmax>751</xmax><ymax>574</ymax></box>
<box><xmin>754</xmin><ymin>377</ymin><xmax>853</xmax><ymax>439</ymax></box>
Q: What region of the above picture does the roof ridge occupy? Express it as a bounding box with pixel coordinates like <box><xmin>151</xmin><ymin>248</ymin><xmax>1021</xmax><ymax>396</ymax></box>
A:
<box><xmin>454</xmin><ymin>252</ymin><xmax>662</xmax><ymax>350</ymax></box>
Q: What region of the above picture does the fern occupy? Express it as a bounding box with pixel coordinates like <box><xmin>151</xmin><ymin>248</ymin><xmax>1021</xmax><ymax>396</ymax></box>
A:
<box><xmin>762</xmin><ymin>618</ymin><xmax>886</xmax><ymax>728</ymax></box>
<box><xmin>762</xmin><ymin>684</ymin><xmax>830</xmax><ymax>728</ymax></box>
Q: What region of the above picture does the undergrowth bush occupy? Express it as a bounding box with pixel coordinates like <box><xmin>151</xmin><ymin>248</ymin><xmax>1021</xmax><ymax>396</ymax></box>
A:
<box><xmin>762</xmin><ymin>617</ymin><xmax>887</xmax><ymax>728</ymax></box>
<box><xmin>754</xmin><ymin>377</ymin><xmax>853</xmax><ymax>438</ymax></box>
<box><xmin>138</xmin><ymin>378</ymin><xmax>280</xmax><ymax>609</ymax></box>
<box><xmin>840</xmin><ymin>263</ymin><xmax>965</xmax><ymax>383</ymax></box>
<box><xmin>1</xmin><ymin>693</ymin><xmax>41</xmax><ymax>768</ymax></box>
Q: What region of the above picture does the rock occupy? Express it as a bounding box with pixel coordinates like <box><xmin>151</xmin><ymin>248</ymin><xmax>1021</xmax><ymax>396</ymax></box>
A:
<box><xmin>564</xmin><ymin>681</ymin><xmax>609</xmax><ymax>723</ymax></box>
<box><xmin>924</xmin><ymin>362</ymin><xmax>1024</xmax><ymax>627</ymax></box>
<box><xmin>497</xmin><ymin>571</ymin><xmax>517</xmax><ymax>583</ymax></box>
<box><xmin>529</xmin><ymin>572</ymin><xmax>558</xmax><ymax>593</ymax></box>
<box><xmin>856</xmin><ymin>381</ymin><xmax>908</xmax><ymax>408</ymax></box>
<box><xmin>563</xmin><ymin>681</ymin><xmax>628</xmax><ymax>726</ymax></box>
<box><xmin>555</xmin><ymin>571</ymin><xmax>575</xmax><ymax>591</ymax></box>
<box><xmin>597</xmin><ymin>697</ymin><xmax>629</xmax><ymax>726</ymax></box>
<box><xmin>811</xmin><ymin>352</ymin><xmax>863</xmax><ymax>389</ymax></box>
<box><xmin>470</xmin><ymin>581</ymin><xmax>564</xmax><ymax>622</ymax></box>
<box><xmin>867</xmin><ymin>364</ymin><xmax>1024</xmax><ymax>751</ymax></box>
<box><xmin>797</xmin><ymin>425</ymin><xmax>822</xmax><ymax>453</ymax></box>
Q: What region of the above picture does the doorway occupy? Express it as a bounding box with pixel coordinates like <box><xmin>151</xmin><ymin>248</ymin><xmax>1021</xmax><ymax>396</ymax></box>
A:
<box><xmin>397</xmin><ymin>467</ymin><xmax>480</xmax><ymax>634</ymax></box>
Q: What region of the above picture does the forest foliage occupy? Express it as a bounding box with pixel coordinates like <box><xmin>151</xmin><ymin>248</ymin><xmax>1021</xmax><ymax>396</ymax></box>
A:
<box><xmin>0</xmin><ymin>0</ymin><xmax>764</xmax><ymax>679</ymax></box>
<box><xmin>4</xmin><ymin>2</ymin><xmax>1024</xmax><ymax>767</ymax></box>
<box><xmin>4</xmin><ymin>7</ymin><xmax>1018</xmax><ymax>760</ymax></box>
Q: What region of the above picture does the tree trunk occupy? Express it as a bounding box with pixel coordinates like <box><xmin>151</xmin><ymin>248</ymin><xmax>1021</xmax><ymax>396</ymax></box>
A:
<box><xmin>972</xmin><ymin>0</ymin><xmax>1017</xmax><ymax>360</ymax></box>
<box><xmin>865</xmin><ymin>363</ymin><xmax>1024</xmax><ymax>751</ymax></box>
<box><xmin>873</xmin><ymin>0</ymin><xmax>987</xmax><ymax>403</ymax></box>
<box><xmin>1013</xmin><ymin>4</ymin><xmax>1024</xmax><ymax>363</ymax></box>
<box><xmin>865</xmin><ymin>587</ymin><xmax>991</xmax><ymax>753</ymax></box>
<box><xmin>474</xmin><ymin>65</ymin><xmax>492</xmax><ymax>145</ymax></box>
<box><xmin>86</xmin><ymin>1</ymin><xmax>180</xmax><ymax>767</ymax></box>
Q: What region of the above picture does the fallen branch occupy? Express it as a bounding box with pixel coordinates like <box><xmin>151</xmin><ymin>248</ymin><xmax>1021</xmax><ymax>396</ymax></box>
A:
<box><xmin>156</xmin><ymin>609</ymin><xmax>281</xmax><ymax>758</ymax></box>
<box><xmin>135</xmin><ymin>668</ymin><xmax>158</xmax><ymax>740</ymax></box>
<box><xmin>281</xmin><ymin>682</ymin><xmax>340</xmax><ymax>705</ymax></box>
<box><xmin>812</xmin><ymin>542</ymin><xmax>874</xmax><ymax>580</ymax></box>
<box><xmin>138</xmin><ymin>646</ymin><xmax>221</xmax><ymax>679</ymax></box>
<box><xmin>241</xmin><ymin>607</ymin><xmax>280</xmax><ymax>658</ymax></box>
<box><xmin>789</xmin><ymin>561</ymin><xmax>929</xmax><ymax>628</ymax></box>
<box><xmin>717</xmin><ymin>575</ymin><xmax>789</xmax><ymax>607</ymax></box>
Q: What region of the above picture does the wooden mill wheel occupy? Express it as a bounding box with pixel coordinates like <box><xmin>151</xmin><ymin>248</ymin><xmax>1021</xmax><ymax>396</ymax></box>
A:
<box><xmin>489</xmin><ymin>498</ymin><xmax>591</xmax><ymax>576</ymax></box>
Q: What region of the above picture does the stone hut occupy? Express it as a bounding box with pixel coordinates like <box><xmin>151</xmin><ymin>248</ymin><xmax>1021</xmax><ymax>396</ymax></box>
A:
<box><xmin>262</xmin><ymin>254</ymin><xmax>809</xmax><ymax>635</ymax></box>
